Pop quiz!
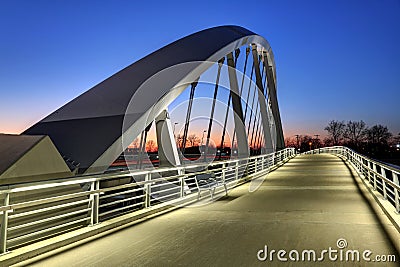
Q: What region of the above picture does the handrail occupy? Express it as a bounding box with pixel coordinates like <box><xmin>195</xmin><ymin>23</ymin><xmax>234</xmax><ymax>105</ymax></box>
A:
<box><xmin>0</xmin><ymin>148</ymin><xmax>295</xmax><ymax>254</ymax></box>
<box><xmin>305</xmin><ymin>146</ymin><xmax>400</xmax><ymax>214</ymax></box>
<box><xmin>0</xmin><ymin>149</ymin><xmax>288</xmax><ymax>192</ymax></box>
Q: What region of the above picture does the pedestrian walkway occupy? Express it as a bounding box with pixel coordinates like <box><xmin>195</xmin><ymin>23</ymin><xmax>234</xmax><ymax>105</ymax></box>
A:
<box><xmin>23</xmin><ymin>154</ymin><xmax>400</xmax><ymax>266</ymax></box>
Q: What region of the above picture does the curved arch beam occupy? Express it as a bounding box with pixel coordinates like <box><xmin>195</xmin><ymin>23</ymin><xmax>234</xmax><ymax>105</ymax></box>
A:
<box><xmin>24</xmin><ymin>25</ymin><xmax>284</xmax><ymax>174</ymax></box>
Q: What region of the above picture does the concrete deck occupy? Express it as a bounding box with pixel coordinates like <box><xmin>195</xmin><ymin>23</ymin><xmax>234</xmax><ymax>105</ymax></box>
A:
<box><xmin>22</xmin><ymin>154</ymin><xmax>400</xmax><ymax>266</ymax></box>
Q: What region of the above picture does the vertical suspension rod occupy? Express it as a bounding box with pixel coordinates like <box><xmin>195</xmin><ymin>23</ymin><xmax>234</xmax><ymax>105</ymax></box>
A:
<box><xmin>204</xmin><ymin>58</ymin><xmax>224</xmax><ymax>161</ymax></box>
<box><xmin>137</xmin><ymin>131</ymin><xmax>145</xmax><ymax>169</ymax></box>
<box><xmin>253</xmin><ymin>112</ymin><xmax>262</xmax><ymax>153</ymax></box>
<box><xmin>231</xmin><ymin>47</ymin><xmax>251</xmax><ymax>150</ymax></box>
<box><xmin>243</xmin><ymin>63</ymin><xmax>255</xmax><ymax>120</ymax></box>
<box><xmin>181</xmin><ymin>79</ymin><xmax>199</xmax><ymax>156</ymax></box>
<box><xmin>247</xmin><ymin>55</ymin><xmax>264</xmax><ymax>139</ymax></box>
<box><xmin>219</xmin><ymin>49</ymin><xmax>240</xmax><ymax>159</ymax></box>
<box><xmin>254</xmin><ymin>58</ymin><xmax>269</xmax><ymax>152</ymax></box>
<box><xmin>138</xmin><ymin>123</ymin><xmax>152</xmax><ymax>169</ymax></box>
<box><xmin>249</xmin><ymin>93</ymin><xmax>261</xmax><ymax>148</ymax></box>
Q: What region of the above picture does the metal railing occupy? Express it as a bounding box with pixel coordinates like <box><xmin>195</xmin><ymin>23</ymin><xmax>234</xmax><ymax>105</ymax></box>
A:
<box><xmin>0</xmin><ymin>148</ymin><xmax>295</xmax><ymax>254</ymax></box>
<box><xmin>305</xmin><ymin>146</ymin><xmax>400</xmax><ymax>215</ymax></box>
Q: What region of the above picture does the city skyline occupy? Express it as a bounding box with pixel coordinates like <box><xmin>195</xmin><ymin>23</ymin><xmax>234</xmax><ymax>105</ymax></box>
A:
<box><xmin>1</xmin><ymin>1</ymin><xmax>399</xmax><ymax>140</ymax></box>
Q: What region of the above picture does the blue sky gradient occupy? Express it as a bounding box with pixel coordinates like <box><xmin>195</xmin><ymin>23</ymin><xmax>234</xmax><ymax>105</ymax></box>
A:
<box><xmin>1</xmin><ymin>0</ymin><xmax>399</xmax><ymax>138</ymax></box>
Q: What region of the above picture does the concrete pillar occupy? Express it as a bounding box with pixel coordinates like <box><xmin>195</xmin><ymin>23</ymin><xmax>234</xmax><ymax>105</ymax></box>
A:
<box><xmin>155</xmin><ymin>110</ymin><xmax>181</xmax><ymax>167</ymax></box>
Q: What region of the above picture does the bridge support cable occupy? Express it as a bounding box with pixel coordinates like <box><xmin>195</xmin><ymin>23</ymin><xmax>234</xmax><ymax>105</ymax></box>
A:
<box><xmin>252</xmin><ymin>44</ymin><xmax>274</xmax><ymax>153</ymax></box>
<box><xmin>231</xmin><ymin>46</ymin><xmax>251</xmax><ymax>151</ymax></box>
<box><xmin>254</xmin><ymin>58</ymin><xmax>267</xmax><ymax>153</ymax></box>
<box><xmin>219</xmin><ymin>49</ymin><xmax>240</xmax><ymax>159</ymax></box>
<box><xmin>253</xmin><ymin>112</ymin><xmax>262</xmax><ymax>153</ymax></box>
<box><xmin>261</xmin><ymin>54</ymin><xmax>269</xmax><ymax>96</ymax></box>
<box><xmin>181</xmin><ymin>79</ymin><xmax>199</xmax><ymax>156</ymax></box>
<box><xmin>243</xmin><ymin>61</ymin><xmax>255</xmax><ymax>121</ymax></box>
<box><xmin>252</xmin><ymin>116</ymin><xmax>261</xmax><ymax>152</ymax></box>
<box><xmin>238</xmin><ymin>47</ymin><xmax>250</xmax><ymax>97</ymax></box>
<box><xmin>257</xmin><ymin>115</ymin><xmax>265</xmax><ymax>152</ymax></box>
<box><xmin>204</xmin><ymin>58</ymin><xmax>224</xmax><ymax>162</ymax></box>
<box><xmin>137</xmin><ymin>123</ymin><xmax>152</xmax><ymax>169</ymax></box>
<box><xmin>253</xmin><ymin>56</ymin><xmax>269</xmax><ymax>153</ymax></box>
<box><xmin>247</xmin><ymin>55</ymin><xmax>264</xmax><ymax>150</ymax></box>
<box><xmin>256</xmin><ymin>112</ymin><xmax>265</xmax><ymax>151</ymax></box>
<box><xmin>224</xmin><ymin>51</ymin><xmax>249</xmax><ymax>159</ymax></box>
<box><xmin>245</xmin><ymin>74</ymin><xmax>258</xmax><ymax>138</ymax></box>
<box><xmin>137</xmin><ymin>131</ymin><xmax>145</xmax><ymax>169</ymax></box>
<box><xmin>253</xmin><ymin>56</ymin><xmax>267</xmax><ymax>148</ymax></box>
<box><xmin>239</xmin><ymin>60</ymin><xmax>255</xmax><ymax>153</ymax></box>
<box><xmin>249</xmin><ymin>94</ymin><xmax>261</xmax><ymax>150</ymax></box>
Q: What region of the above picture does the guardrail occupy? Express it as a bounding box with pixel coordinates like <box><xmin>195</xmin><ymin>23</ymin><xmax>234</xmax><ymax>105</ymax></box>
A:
<box><xmin>0</xmin><ymin>148</ymin><xmax>295</xmax><ymax>254</ymax></box>
<box><xmin>305</xmin><ymin>146</ymin><xmax>400</xmax><ymax>215</ymax></box>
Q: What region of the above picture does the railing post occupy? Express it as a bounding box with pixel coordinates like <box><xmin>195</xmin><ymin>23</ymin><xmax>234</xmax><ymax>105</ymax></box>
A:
<box><xmin>273</xmin><ymin>152</ymin><xmax>276</xmax><ymax>166</ymax></box>
<box><xmin>89</xmin><ymin>181</ymin><xmax>99</xmax><ymax>225</ymax></box>
<box><xmin>222</xmin><ymin>163</ymin><xmax>226</xmax><ymax>183</ymax></box>
<box><xmin>179</xmin><ymin>169</ymin><xmax>185</xmax><ymax>198</ymax></box>
<box><xmin>360</xmin><ymin>158</ymin><xmax>365</xmax><ymax>176</ymax></box>
<box><xmin>235</xmin><ymin>161</ymin><xmax>239</xmax><ymax>180</ymax></box>
<box><xmin>355</xmin><ymin>154</ymin><xmax>358</xmax><ymax>171</ymax></box>
<box><xmin>261</xmin><ymin>156</ymin><xmax>265</xmax><ymax>170</ymax></box>
<box><xmin>350</xmin><ymin>151</ymin><xmax>354</xmax><ymax>164</ymax></box>
<box><xmin>372</xmin><ymin>163</ymin><xmax>377</xmax><ymax>191</ymax></box>
<box><xmin>0</xmin><ymin>193</ymin><xmax>10</xmax><ymax>254</ymax></box>
<box><xmin>144</xmin><ymin>173</ymin><xmax>151</xmax><ymax>208</ymax></box>
<box><xmin>393</xmin><ymin>172</ymin><xmax>399</xmax><ymax>213</ymax></box>
<box><xmin>364</xmin><ymin>159</ymin><xmax>368</xmax><ymax>177</ymax></box>
<box><xmin>255</xmin><ymin>157</ymin><xmax>258</xmax><ymax>173</ymax></box>
<box><xmin>367</xmin><ymin>161</ymin><xmax>372</xmax><ymax>183</ymax></box>
<box><xmin>380</xmin><ymin>168</ymin><xmax>387</xmax><ymax>200</ymax></box>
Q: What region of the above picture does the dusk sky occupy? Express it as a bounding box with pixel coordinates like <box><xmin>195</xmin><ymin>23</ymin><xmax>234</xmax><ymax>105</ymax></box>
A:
<box><xmin>1</xmin><ymin>0</ymin><xmax>399</xmax><ymax>140</ymax></box>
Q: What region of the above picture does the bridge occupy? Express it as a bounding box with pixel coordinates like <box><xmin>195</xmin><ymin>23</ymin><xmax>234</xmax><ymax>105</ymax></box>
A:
<box><xmin>0</xmin><ymin>26</ymin><xmax>399</xmax><ymax>266</ymax></box>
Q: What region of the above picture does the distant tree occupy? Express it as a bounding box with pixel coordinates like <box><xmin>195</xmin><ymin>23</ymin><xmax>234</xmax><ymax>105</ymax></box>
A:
<box><xmin>146</xmin><ymin>140</ymin><xmax>156</xmax><ymax>152</ymax></box>
<box><xmin>366</xmin><ymin>125</ymin><xmax>392</xmax><ymax>144</ymax></box>
<box><xmin>176</xmin><ymin>134</ymin><xmax>185</xmax><ymax>149</ymax></box>
<box><xmin>299</xmin><ymin>135</ymin><xmax>313</xmax><ymax>152</ymax></box>
<box><xmin>323</xmin><ymin>137</ymin><xmax>334</xmax><ymax>147</ymax></box>
<box><xmin>393</xmin><ymin>133</ymin><xmax>400</xmax><ymax>146</ymax></box>
<box><xmin>284</xmin><ymin>137</ymin><xmax>297</xmax><ymax>148</ymax></box>
<box><xmin>313</xmin><ymin>137</ymin><xmax>322</xmax><ymax>148</ymax></box>
<box><xmin>187</xmin><ymin>134</ymin><xmax>199</xmax><ymax>147</ymax></box>
<box><xmin>344</xmin><ymin>120</ymin><xmax>368</xmax><ymax>148</ymax></box>
<box><xmin>324</xmin><ymin>120</ymin><xmax>345</xmax><ymax>145</ymax></box>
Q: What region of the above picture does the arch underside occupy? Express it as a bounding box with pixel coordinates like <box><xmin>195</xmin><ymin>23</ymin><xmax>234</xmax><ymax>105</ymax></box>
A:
<box><xmin>24</xmin><ymin>25</ymin><xmax>285</xmax><ymax>174</ymax></box>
